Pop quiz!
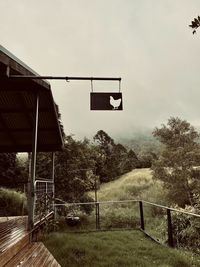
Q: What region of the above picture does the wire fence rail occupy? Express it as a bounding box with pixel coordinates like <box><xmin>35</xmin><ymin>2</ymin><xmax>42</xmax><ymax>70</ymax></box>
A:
<box><xmin>53</xmin><ymin>199</ymin><xmax>200</xmax><ymax>253</ymax></box>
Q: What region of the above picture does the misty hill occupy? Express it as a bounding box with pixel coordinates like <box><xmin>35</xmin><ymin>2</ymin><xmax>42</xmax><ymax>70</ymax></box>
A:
<box><xmin>115</xmin><ymin>131</ymin><xmax>162</xmax><ymax>158</ymax></box>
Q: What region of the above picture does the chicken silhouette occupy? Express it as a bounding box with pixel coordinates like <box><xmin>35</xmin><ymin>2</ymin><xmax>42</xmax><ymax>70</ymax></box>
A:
<box><xmin>110</xmin><ymin>96</ymin><xmax>122</xmax><ymax>110</ymax></box>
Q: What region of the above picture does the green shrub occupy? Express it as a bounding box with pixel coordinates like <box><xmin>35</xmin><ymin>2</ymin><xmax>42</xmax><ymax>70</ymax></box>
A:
<box><xmin>171</xmin><ymin>205</ymin><xmax>200</xmax><ymax>252</ymax></box>
<box><xmin>0</xmin><ymin>187</ymin><xmax>27</xmax><ymax>216</ymax></box>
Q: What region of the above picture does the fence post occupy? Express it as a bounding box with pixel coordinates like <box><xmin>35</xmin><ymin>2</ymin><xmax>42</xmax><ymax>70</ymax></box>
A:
<box><xmin>97</xmin><ymin>202</ymin><xmax>100</xmax><ymax>229</ymax></box>
<box><xmin>139</xmin><ymin>201</ymin><xmax>145</xmax><ymax>230</ymax></box>
<box><xmin>95</xmin><ymin>202</ymin><xmax>98</xmax><ymax>230</ymax></box>
<box><xmin>167</xmin><ymin>209</ymin><xmax>174</xmax><ymax>247</ymax></box>
<box><xmin>95</xmin><ymin>202</ymin><xmax>100</xmax><ymax>230</ymax></box>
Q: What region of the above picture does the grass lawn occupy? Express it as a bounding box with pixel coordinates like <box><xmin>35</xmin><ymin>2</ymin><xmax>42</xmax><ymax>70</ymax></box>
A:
<box><xmin>44</xmin><ymin>230</ymin><xmax>200</xmax><ymax>267</ymax></box>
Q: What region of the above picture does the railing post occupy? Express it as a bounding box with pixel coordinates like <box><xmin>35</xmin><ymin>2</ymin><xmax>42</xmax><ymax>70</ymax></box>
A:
<box><xmin>167</xmin><ymin>209</ymin><xmax>174</xmax><ymax>247</ymax></box>
<box><xmin>139</xmin><ymin>201</ymin><xmax>145</xmax><ymax>230</ymax></box>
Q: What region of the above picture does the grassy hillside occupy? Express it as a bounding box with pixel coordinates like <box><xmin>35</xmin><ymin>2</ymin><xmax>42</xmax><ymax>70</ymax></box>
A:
<box><xmin>96</xmin><ymin>168</ymin><xmax>152</xmax><ymax>201</ymax></box>
<box><xmin>91</xmin><ymin>168</ymin><xmax>167</xmax><ymax>205</ymax></box>
<box><xmin>88</xmin><ymin>168</ymin><xmax>169</xmax><ymax>232</ymax></box>
<box><xmin>59</xmin><ymin>169</ymin><xmax>169</xmax><ymax>232</ymax></box>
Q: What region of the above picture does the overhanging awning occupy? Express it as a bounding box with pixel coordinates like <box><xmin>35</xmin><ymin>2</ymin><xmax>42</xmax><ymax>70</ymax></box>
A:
<box><xmin>0</xmin><ymin>45</ymin><xmax>64</xmax><ymax>152</ymax></box>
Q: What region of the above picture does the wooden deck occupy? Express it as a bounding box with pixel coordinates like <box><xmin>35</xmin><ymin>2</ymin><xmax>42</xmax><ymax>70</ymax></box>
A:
<box><xmin>4</xmin><ymin>242</ymin><xmax>60</xmax><ymax>267</ymax></box>
<box><xmin>0</xmin><ymin>217</ymin><xmax>60</xmax><ymax>267</ymax></box>
<box><xmin>0</xmin><ymin>217</ymin><xmax>27</xmax><ymax>253</ymax></box>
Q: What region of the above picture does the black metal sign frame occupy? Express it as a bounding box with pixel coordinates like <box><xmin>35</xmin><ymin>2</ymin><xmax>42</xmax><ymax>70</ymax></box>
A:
<box><xmin>91</xmin><ymin>92</ymin><xmax>123</xmax><ymax>111</ymax></box>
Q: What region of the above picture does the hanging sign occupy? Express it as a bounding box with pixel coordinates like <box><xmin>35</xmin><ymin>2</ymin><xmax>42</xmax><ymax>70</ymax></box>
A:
<box><xmin>90</xmin><ymin>92</ymin><xmax>123</xmax><ymax>110</ymax></box>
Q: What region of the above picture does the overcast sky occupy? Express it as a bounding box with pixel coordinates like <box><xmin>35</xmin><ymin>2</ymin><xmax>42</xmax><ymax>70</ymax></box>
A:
<box><xmin>1</xmin><ymin>0</ymin><xmax>200</xmax><ymax>139</ymax></box>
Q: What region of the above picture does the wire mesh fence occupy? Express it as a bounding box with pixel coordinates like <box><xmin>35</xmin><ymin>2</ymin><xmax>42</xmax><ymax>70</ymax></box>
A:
<box><xmin>142</xmin><ymin>202</ymin><xmax>168</xmax><ymax>245</ymax></box>
<box><xmin>34</xmin><ymin>180</ymin><xmax>54</xmax><ymax>224</ymax></box>
<box><xmin>139</xmin><ymin>201</ymin><xmax>200</xmax><ymax>254</ymax></box>
<box><xmin>54</xmin><ymin>200</ymin><xmax>140</xmax><ymax>232</ymax></box>
<box><xmin>53</xmin><ymin>199</ymin><xmax>200</xmax><ymax>254</ymax></box>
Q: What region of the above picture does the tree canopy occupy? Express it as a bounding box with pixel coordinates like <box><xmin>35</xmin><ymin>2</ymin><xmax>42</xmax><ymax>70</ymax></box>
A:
<box><xmin>0</xmin><ymin>153</ymin><xmax>26</xmax><ymax>188</ymax></box>
<box><xmin>152</xmin><ymin>117</ymin><xmax>200</xmax><ymax>207</ymax></box>
<box><xmin>94</xmin><ymin>130</ymin><xmax>139</xmax><ymax>182</ymax></box>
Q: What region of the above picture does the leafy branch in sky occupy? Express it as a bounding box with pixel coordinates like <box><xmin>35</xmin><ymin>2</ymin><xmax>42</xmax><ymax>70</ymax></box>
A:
<box><xmin>189</xmin><ymin>16</ymin><xmax>200</xmax><ymax>34</ymax></box>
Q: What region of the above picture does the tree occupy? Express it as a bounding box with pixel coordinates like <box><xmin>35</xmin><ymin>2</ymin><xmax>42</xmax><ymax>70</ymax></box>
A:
<box><xmin>112</xmin><ymin>143</ymin><xmax>128</xmax><ymax>175</ymax></box>
<box><xmin>94</xmin><ymin>130</ymin><xmax>126</xmax><ymax>182</ymax></box>
<box><xmin>0</xmin><ymin>153</ymin><xmax>26</xmax><ymax>188</ymax></box>
<box><xmin>94</xmin><ymin>130</ymin><xmax>114</xmax><ymax>150</ymax></box>
<box><xmin>94</xmin><ymin>130</ymin><xmax>139</xmax><ymax>182</ymax></box>
<box><xmin>152</xmin><ymin>117</ymin><xmax>200</xmax><ymax>207</ymax></box>
<box><xmin>93</xmin><ymin>130</ymin><xmax>115</xmax><ymax>182</ymax></box>
<box><xmin>122</xmin><ymin>149</ymin><xmax>140</xmax><ymax>172</ymax></box>
<box><xmin>54</xmin><ymin>136</ymin><xmax>97</xmax><ymax>202</ymax></box>
<box><xmin>189</xmin><ymin>16</ymin><xmax>200</xmax><ymax>34</ymax></box>
<box><xmin>0</xmin><ymin>153</ymin><xmax>16</xmax><ymax>180</ymax></box>
<box><xmin>36</xmin><ymin>152</ymin><xmax>52</xmax><ymax>179</ymax></box>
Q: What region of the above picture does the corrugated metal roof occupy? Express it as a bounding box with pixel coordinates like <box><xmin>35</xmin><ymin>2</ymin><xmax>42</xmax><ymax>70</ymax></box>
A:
<box><xmin>0</xmin><ymin>45</ymin><xmax>64</xmax><ymax>152</ymax></box>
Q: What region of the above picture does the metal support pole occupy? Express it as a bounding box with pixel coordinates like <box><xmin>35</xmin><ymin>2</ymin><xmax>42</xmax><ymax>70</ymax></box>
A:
<box><xmin>94</xmin><ymin>175</ymin><xmax>98</xmax><ymax>230</ymax></box>
<box><xmin>94</xmin><ymin>176</ymin><xmax>97</xmax><ymax>203</ymax></box>
<box><xmin>27</xmin><ymin>153</ymin><xmax>31</xmax><ymax>230</ymax></box>
<box><xmin>139</xmin><ymin>201</ymin><xmax>145</xmax><ymax>230</ymax></box>
<box><xmin>28</xmin><ymin>92</ymin><xmax>39</xmax><ymax>231</ymax></box>
<box><xmin>52</xmin><ymin>152</ymin><xmax>55</xmax><ymax>216</ymax></box>
<box><xmin>167</xmin><ymin>209</ymin><xmax>174</xmax><ymax>247</ymax></box>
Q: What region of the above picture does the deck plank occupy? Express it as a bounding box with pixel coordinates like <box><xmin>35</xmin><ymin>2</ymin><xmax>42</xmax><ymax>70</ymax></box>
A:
<box><xmin>4</xmin><ymin>242</ymin><xmax>60</xmax><ymax>267</ymax></box>
<box><xmin>0</xmin><ymin>234</ymin><xmax>29</xmax><ymax>266</ymax></box>
<box><xmin>24</xmin><ymin>243</ymin><xmax>46</xmax><ymax>266</ymax></box>
<box><xmin>0</xmin><ymin>217</ymin><xmax>60</xmax><ymax>267</ymax></box>
<box><xmin>50</xmin><ymin>258</ymin><xmax>61</xmax><ymax>267</ymax></box>
<box><xmin>35</xmin><ymin>245</ymin><xmax>52</xmax><ymax>266</ymax></box>
<box><xmin>0</xmin><ymin>217</ymin><xmax>29</xmax><ymax>266</ymax></box>
<box><xmin>4</xmin><ymin>243</ymin><xmax>38</xmax><ymax>267</ymax></box>
<box><xmin>42</xmin><ymin>252</ymin><xmax>56</xmax><ymax>267</ymax></box>
<box><xmin>0</xmin><ymin>228</ymin><xmax>26</xmax><ymax>253</ymax></box>
<box><xmin>0</xmin><ymin>217</ymin><xmax>27</xmax><ymax>254</ymax></box>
